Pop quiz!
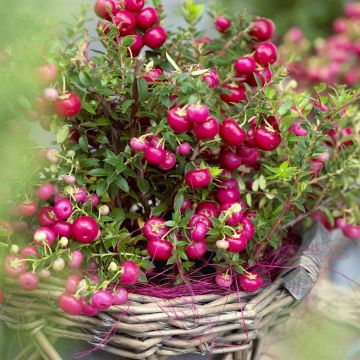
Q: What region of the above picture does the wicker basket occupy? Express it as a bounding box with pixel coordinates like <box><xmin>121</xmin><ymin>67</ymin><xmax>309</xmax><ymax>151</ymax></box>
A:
<box><xmin>0</xmin><ymin>223</ymin><xmax>331</xmax><ymax>360</ymax></box>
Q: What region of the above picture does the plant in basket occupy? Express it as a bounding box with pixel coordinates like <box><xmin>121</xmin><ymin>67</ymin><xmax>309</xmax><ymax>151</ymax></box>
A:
<box><xmin>0</xmin><ymin>0</ymin><xmax>359</xmax><ymax>358</ymax></box>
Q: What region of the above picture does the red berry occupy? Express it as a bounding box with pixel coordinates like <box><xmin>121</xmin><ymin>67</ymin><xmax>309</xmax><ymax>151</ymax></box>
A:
<box><xmin>54</xmin><ymin>198</ymin><xmax>73</xmax><ymax>220</ymax></box>
<box><xmin>130</xmin><ymin>137</ymin><xmax>147</xmax><ymax>152</ymax></box>
<box><xmin>143</xmin><ymin>217</ymin><xmax>168</xmax><ymax>241</ymax></box>
<box><xmin>52</xmin><ymin>221</ymin><xmax>72</xmax><ymax>238</ymax></box>
<box><xmin>91</xmin><ymin>290</ymin><xmax>113</xmax><ymax>310</ymax></box>
<box><xmin>159</xmin><ymin>150</ymin><xmax>176</xmax><ymax>171</ymax></box>
<box><xmin>335</xmin><ymin>217</ymin><xmax>347</xmax><ymax>229</ymax></box>
<box><xmin>80</xmin><ymin>298</ymin><xmax>98</xmax><ymax>316</ymax></box>
<box><xmin>250</xmin><ymin>18</ymin><xmax>275</xmax><ymax>41</ymax></box>
<box><xmin>33</xmin><ymin>227</ymin><xmax>56</xmax><ymax>247</ymax></box>
<box><xmin>185</xmin><ymin>241</ymin><xmax>208</xmax><ymax>259</ymax></box>
<box><xmin>190</xmin><ymin>221</ymin><xmax>208</xmax><ymax>242</ymax></box>
<box><xmin>0</xmin><ymin>289</ymin><xmax>4</xmax><ymax>304</ymax></box>
<box><xmin>185</xmin><ymin>169</ymin><xmax>212</xmax><ymax>189</ymax></box>
<box><xmin>147</xmin><ymin>239</ymin><xmax>172</xmax><ymax>261</ymax></box>
<box><xmin>254</xmin><ymin>126</ymin><xmax>281</xmax><ymax>151</ymax></box>
<box><xmin>203</xmin><ymin>69</ymin><xmax>219</xmax><ymax>88</ymax></box>
<box><xmin>186</xmin><ymin>104</ymin><xmax>209</xmax><ymax>123</ymax></box>
<box><xmin>120</xmin><ymin>261</ymin><xmax>140</xmax><ymax>285</ymax></box>
<box><xmin>254</xmin><ymin>42</ymin><xmax>278</xmax><ymax>66</ymax></box>
<box><xmin>220</xmin><ymin>119</ymin><xmax>246</xmax><ymax>147</ymax></box>
<box><xmin>36</xmin><ymin>64</ymin><xmax>58</xmax><ymax>85</ymax></box>
<box><xmin>197</xmin><ymin>201</ymin><xmax>219</xmax><ymax>218</ymax></box>
<box><xmin>18</xmin><ymin>201</ymin><xmax>38</xmax><ymax>217</ymax></box>
<box><xmin>227</xmin><ymin>235</ymin><xmax>248</xmax><ymax>253</ymax></box>
<box><xmin>192</xmin><ymin>116</ymin><xmax>219</xmax><ymax>140</ymax></box>
<box><xmin>128</xmin><ymin>33</ymin><xmax>143</xmax><ymax>56</ymax></box>
<box><xmin>145</xmin><ymin>146</ymin><xmax>166</xmax><ymax>165</ymax></box>
<box><xmin>73</xmin><ymin>187</ymin><xmax>87</xmax><ymax>203</ymax></box>
<box><xmin>340</xmin><ymin>127</ymin><xmax>353</xmax><ymax>147</ymax></box>
<box><xmin>189</xmin><ymin>213</ymin><xmax>212</xmax><ymax>229</ymax></box>
<box><xmin>215</xmin><ymin>273</ymin><xmax>233</xmax><ymax>287</ymax></box>
<box><xmin>143</xmin><ymin>26</ymin><xmax>167</xmax><ymax>49</ymax></box>
<box><xmin>85</xmin><ymin>193</ymin><xmax>100</xmax><ymax>207</ymax></box>
<box><xmin>289</xmin><ymin>122</ymin><xmax>308</xmax><ymax>137</ymax></box>
<box><xmin>215</xmin><ymin>16</ymin><xmax>232</xmax><ymax>33</ymax></box>
<box><xmin>220</xmin><ymin>202</ymin><xmax>244</xmax><ymax>226</ymax></box>
<box><xmin>176</xmin><ymin>142</ymin><xmax>191</xmax><ymax>156</ymax></box>
<box><xmin>36</xmin><ymin>183</ymin><xmax>56</xmax><ymax>201</ymax></box>
<box><xmin>247</xmin><ymin>67</ymin><xmax>272</xmax><ymax>87</ymax></box>
<box><xmin>18</xmin><ymin>272</ymin><xmax>40</xmax><ymax>291</ymax></box>
<box><xmin>136</xmin><ymin>7</ymin><xmax>159</xmax><ymax>29</ymax></box>
<box><xmin>68</xmin><ymin>250</ymin><xmax>84</xmax><ymax>268</ymax></box>
<box><xmin>234</xmin><ymin>57</ymin><xmax>256</xmax><ymax>78</ymax></box>
<box><xmin>59</xmin><ymin>293</ymin><xmax>83</xmax><ymax>315</ymax></box>
<box><xmin>20</xmin><ymin>245</ymin><xmax>39</xmax><ymax>258</ymax></box>
<box><xmin>343</xmin><ymin>224</ymin><xmax>360</xmax><ymax>239</ymax></box>
<box><xmin>124</xmin><ymin>0</ymin><xmax>144</xmax><ymax>12</ymax></box>
<box><xmin>113</xmin><ymin>10</ymin><xmax>137</xmax><ymax>36</ymax></box>
<box><xmin>180</xmin><ymin>199</ymin><xmax>192</xmax><ymax>213</ymax></box>
<box><xmin>72</xmin><ymin>216</ymin><xmax>100</xmax><ymax>243</ymax></box>
<box><xmin>220</xmin><ymin>85</ymin><xmax>246</xmax><ymax>104</ymax></box>
<box><xmin>38</xmin><ymin>207</ymin><xmax>58</xmax><ymax>227</ymax></box>
<box><xmin>167</xmin><ymin>107</ymin><xmax>191</xmax><ymax>133</ymax></box>
<box><xmin>66</xmin><ymin>275</ymin><xmax>80</xmax><ymax>294</ymax></box>
<box><xmin>112</xmin><ymin>288</ymin><xmax>128</xmax><ymax>305</ymax></box>
<box><xmin>54</xmin><ymin>93</ymin><xmax>82</xmax><ymax>118</ymax></box>
<box><xmin>219</xmin><ymin>149</ymin><xmax>242</xmax><ymax>171</ymax></box>
<box><xmin>94</xmin><ymin>0</ymin><xmax>118</xmax><ymax>20</ymax></box>
<box><xmin>216</xmin><ymin>187</ymin><xmax>240</xmax><ymax>204</ymax></box>
<box><xmin>144</xmin><ymin>68</ymin><xmax>163</xmax><ymax>82</ymax></box>
<box><xmin>240</xmin><ymin>272</ymin><xmax>263</xmax><ymax>292</ymax></box>
<box><xmin>3</xmin><ymin>255</ymin><xmax>26</xmax><ymax>278</ymax></box>
<box><xmin>240</xmin><ymin>217</ymin><xmax>255</xmax><ymax>240</ymax></box>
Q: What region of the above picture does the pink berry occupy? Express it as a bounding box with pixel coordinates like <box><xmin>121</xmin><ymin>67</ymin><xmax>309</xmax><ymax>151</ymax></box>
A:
<box><xmin>143</xmin><ymin>217</ymin><xmax>168</xmax><ymax>241</ymax></box>
<box><xmin>85</xmin><ymin>193</ymin><xmax>100</xmax><ymax>207</ymax></box>
<box><xmin>63</xmin><ymin>175</ymin><xmax>76</xmax><ymax>184</ymax></box>
<box><xmin>240</xmin><ymin>272</ymin><xmax>263</xmax><ymax>292</ymax></box>
<box><xmin>54</xmin><ymin>198</ymin><xmax>73</xmax><ymax>220</ymax></box>
<box><xmin>250</xmin><ymin>18</ymin><xmax>275</xmax><ymax>41</ymax></box>
<box><xmin>59</xmin><ymin>293</ymin><xmax>83</xmax><ymax>315</ymax></box>
<box><xmin>176</xmin><ymin>142</ymin><xmax>191</xmax><ymax>156</ymax></box>
<box><xmin>36</xmin><ymin>183</ymin><xmax>56</xmax><ymax>201</ymax></box>
<box><xmin>185</xmin><ymin>169</ymin><xmax>212</xmax><ymax>189</ymax></box>
<box><xmin>33</xmin><ymin>227</ymin><xmax>56</xmax><ymax>247</ymax></box>
<box><xmin>65</xmin><ymin>275</ymin><xmax>80</xmax><ymax>294</ymax></box>
<box><xmin>234</xmin><ymin>57</ymin><xmax>256</xmax><ymax>78</ymax></box>
<box><xmin>215</xmin><ymin>273</ymin><xmax>233</xmax><ymax>287</ymax></box>
<box><xmin>197</xmin><ymin>201</ymin><xmax>219</xmax><ymax>218</ymax></box>
<box><xmin>143</xmin><ymin>26</ymin><xmax>167</xmax><ymax>49</ymax></box>
<box><xmin>18</xmin><ymin>272</ymin><xmax>40</xmax><ymax>291</ymax></box>
<box><xmin>38</xmin><ymin>207</ymin><xmax>58</xmax><ymax>227</ymax></box>
<box><xmin>18</xmin><ymin>201</ymin><xmax>38</xmax><ymax>217</ymax></box>
<box><xmin>254</xmin><ymin>42</ymin><xmax>278</xmax><ymax>66</ymax></box>
<box><xmin>113</xmin><ymin>10</ymin><xmax>136</xmax><ymax>36</ymax></box>
<box><xmin>36</xmin><ymin>64</ymin><xmax>58</xmax><ymax>85</ymax></box>
<box><xmin>220</xmin><ymin>119</ymin><xmax>246</xmax><ymax>147</ymax></box>
<box><xmin>3</xmin><ymin>255</ymin><xmax>26</xmax><ymax>278</ymax></box>
<box><xmin>215</xmin><ymin>16</ymin><xmax>232</xmax><ymax>33</ymax></box>
<box><xmin>54</xmin><ymin>93</ymin><xmax>82</xmax><ymax>118</ymax></box>
<box><xmin>192</xmin><ymin>116</ymin><xmax>219</xmax><ymax>140</ymax></box>
<box><xmin>128</xmin><ymin>34</ymin><xmax>143</xmax><ymax>56</ymax></box>
<box><xmin>130</xmin><ymin>137</ymin><xmax>147</xmax><ymax>152</ymax></box>
<box><xmin>159</xmin><ymin>150</ymin><xmax>176</xmax><ymax>171</ymax></box>
<box><xmin>343</xmin><ymin>224</ymin><xmax>360</xmax><ymax>239</ymax></box>
<box><xmin>72</xmin><ymin>216</ymin><xmax>100</xmax><ymax>243</ymax></box>
<box><xmin>220</xmin><ymin>150</ymin><xmax>242</xmax><ymax>171</ymax></box>
<box><xmin>112</xmin><ymin>288</ymin><xmax>129</xmax><ymax>305</ymax></box>
<box><xmin>254</xmin><ymin>126</ymin><xmax>281</xmax><ymax>151</ymax></box>
<box><xmin>147</xmin><ymin>239</ymin><xmax>172</xmax><ymax>261</ymax></box>
<box><xmin>68</xmin><ymin>250</ymin><xmax>84</xmax><ymax>268</ymax></box>
<box><xmin>203</xmin><ymin>69</ymin><xmax>219</xmax><ymax>88</ymax></box>
<box><xmin>190</xmin><ymin>221</ymin><xmax>208</xmax><ymax>242</ymax></box>
<box><xmin>220</xmin><ymin>85</ymin><xmax>246</xmax><ymax>104</ymax></box>
<box><xmin>120</xmin><ymin>261</ymin><xmax>140</xmax><ymax>285</ymax></box>
<box><xmin>52</xmin><ymin>221</ymin><xmax>72</xmax><ymax>238</ymax></box>
<box><xmin>189</xmin><ymin>213</ymin><xmax>212</xmax><ymax>229</ymax></box>
<box><xmin>43</xmin><ymin>88</ymin><xmax>59</xmax><ymax>102</ymax></box>
<box><xmin>124</xmin><ymin>0</ymin><xmax>144</xmax><ymax>12</ymax></box>
<box><xmin>144</xmin><ymin>145</ymin><xmax>166</xmax><ymax>165</ymax></box>
<box><xmin>186</xmin><ymin>104</ymin><xmax>209</xmax><ymax>123</ymax></box>
<box><xmin>136</xmin><ymin>7</ymin><xmax>159</xmax><ymax>29</ymax></box>
<box><xmin>185</xmin><ymin>241</ymin><xmax>208</xmax><ymax>259</ymax></box>
<box><xmin>20</xmin><ymin>245</ymin><xmax>39</xmax><ymax>258</ymax></box>
<box><xmin>80</xmin><ymin>298</ymin><xmax>98</xmax><ymax>316</ymax></box>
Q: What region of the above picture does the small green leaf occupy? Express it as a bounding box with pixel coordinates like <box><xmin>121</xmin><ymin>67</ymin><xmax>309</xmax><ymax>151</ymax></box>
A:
<box><xmin>88</xmin><ymin>168</ymin><xmax>109</xmax><ymax>177</ymax></box>
<box><xmin>174</xmin><ymin>192</ymin><xmax>184</xmax><ymax>212</ymax></box>
<box><xmin>121</xmin><ymin>35</ymin><xmax>135</xmax><ymax>48</ymax></box>
<box><xmin>56</xmin><ymin>125</ymin><xmax>69</xmax><ymax>144</ymax></box>
<box><xmin>82</xmin><ymin>102</ymin><xmax>96</xmax><ymax>114</ymax></box>
<box><xmin>79</xmin><ymin>135</ymin><xmax>89</xmax><ymax>152</ymax></box>
<box><xmin>278</xmin><ymin>100</ymin><xmax>293</xmax><ymax>116</ymax></box>
<box><xmin>114</xmin><ymin>176</ymin><xmax>129</xmax><ymax>193</ymax></box>
<box><xmin>96</xmin><ymin>179</ymin><xmax>109</xmax><ymax>196</ymax></box>
<box><xmin>166</xmin><ymin>52</ymin><xmax>181</xmax><ymax>72</ymax></box>
<box><xmin>137</xmin><ymin>179</ymin><xmax>150</xmax><ymax>194</ymax></box>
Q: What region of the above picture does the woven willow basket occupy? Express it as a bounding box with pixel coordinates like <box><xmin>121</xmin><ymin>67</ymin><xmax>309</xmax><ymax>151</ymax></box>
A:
<box><xmin>0</xmin><ymin>223</ymin><xmax>330</xmax><ymax>360</ymax></box>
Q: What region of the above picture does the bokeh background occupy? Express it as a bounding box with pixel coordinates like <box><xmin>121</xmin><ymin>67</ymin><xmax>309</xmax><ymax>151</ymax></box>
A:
<box><xmin>0</xmin><ymin>0</ymin><xmax>359</xmax><ymax>359</ymax></box>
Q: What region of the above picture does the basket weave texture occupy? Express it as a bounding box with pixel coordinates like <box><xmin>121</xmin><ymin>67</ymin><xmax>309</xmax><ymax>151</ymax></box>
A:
<box><xmin>0</xmin><ymin>223</ymin><xmax>329</xmax><ymax>360</ymax></box>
